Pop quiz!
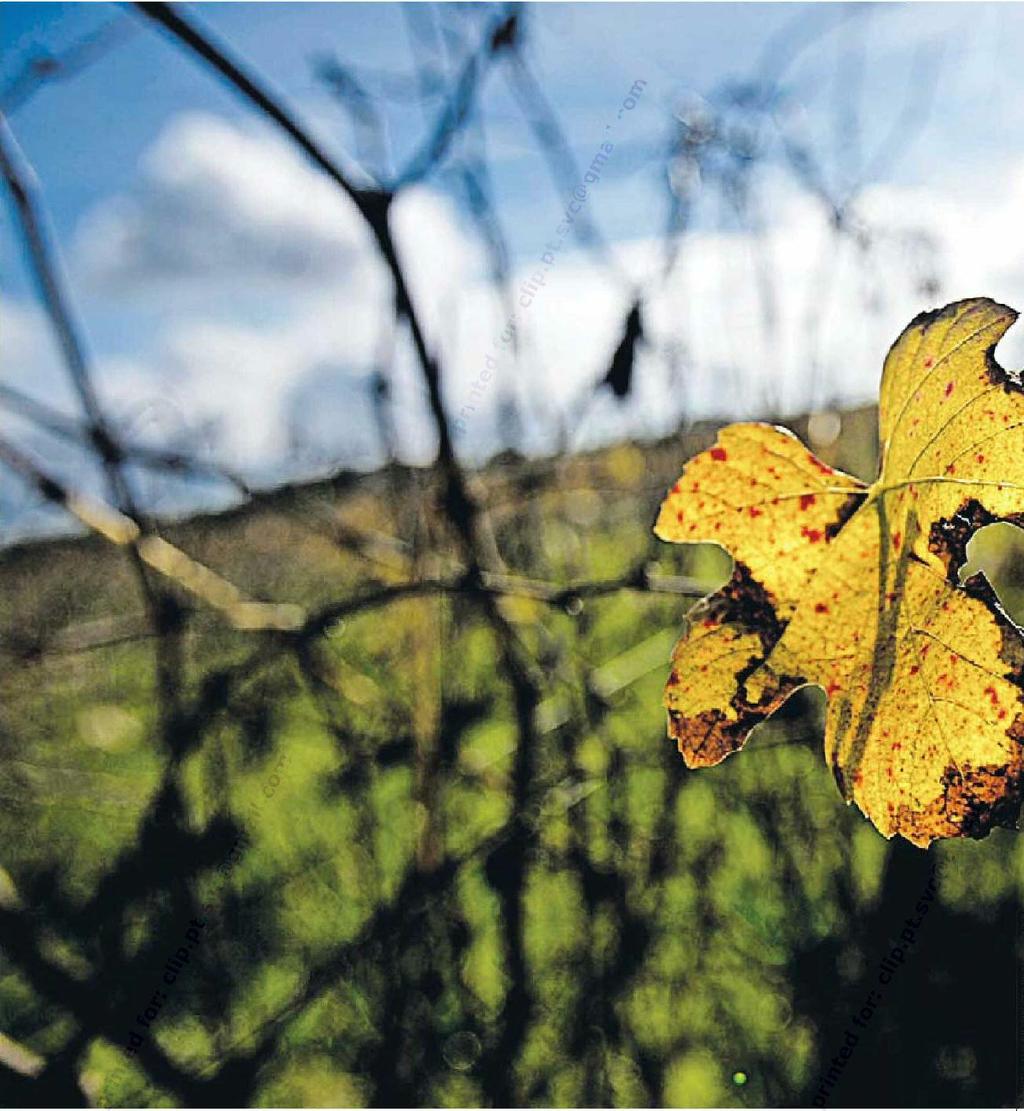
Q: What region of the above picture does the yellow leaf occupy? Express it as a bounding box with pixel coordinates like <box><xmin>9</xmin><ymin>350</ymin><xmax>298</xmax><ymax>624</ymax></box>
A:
<box><xmin>654</xmin><ymin>423</ymin><xmax>866</xmax><ymax>614</ymax></box>
<box><xmin>656</xmin><ymin>298</ymin><xmax>1024</xmax><ymax>847</ymax></box>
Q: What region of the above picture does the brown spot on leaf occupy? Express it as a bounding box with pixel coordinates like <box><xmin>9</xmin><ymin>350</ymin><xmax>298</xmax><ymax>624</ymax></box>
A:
<box><xmin>669</xmin><ymin>681</ymin><xmax>798</xmax><ymax>767</ymax></box>
<box><xmin>825</xmin><ymin>490</ymin><xmax>867</xmax><ymax>540</ymax></box>
<box><xmin>666</xmin><ymin>563</ymin><xmax>806</xmax><ymax>767</ymax></box>
<box><xmin>896</xmin><ymin>750</ymin><xmax>1024</xmax><ymax>847</ymax></box>
<box><xmin>706</xmin><ymin>562</ymin><xmax>786</xmax><ymax>651</ymax></box>
<box><xmin>929</xmin><ymin>498</ymin><xmax>1024</xmax><ymax>586</ymax></box>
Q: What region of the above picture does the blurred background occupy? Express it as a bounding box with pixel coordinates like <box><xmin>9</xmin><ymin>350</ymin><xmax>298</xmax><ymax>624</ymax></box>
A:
<box><xmin>2</xmin><ymin>2</ymin><xmax>1024</xmax><ymax>1107</ymax></box>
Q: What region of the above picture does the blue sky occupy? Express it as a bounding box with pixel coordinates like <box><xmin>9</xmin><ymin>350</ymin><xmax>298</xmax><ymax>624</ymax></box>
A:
<box><xmin>4</xmin><ymin>3</ymin><xmax>1024</xmax><ymax>535</ymax></box>
<box><xmin>4</xmin><ymin>3</ymin><xmax>1021</xmax><ymax>239</ymax></box>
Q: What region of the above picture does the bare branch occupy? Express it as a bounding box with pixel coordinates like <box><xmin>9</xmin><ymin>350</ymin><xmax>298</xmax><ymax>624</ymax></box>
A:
<box><xmin>0</xmin><ymin>15</ymin><xmax>135</xmax><ymax>113</ymax></box>
<box><xmin>0</xmin><ymin>381</ymin><xmax>251</xmax><ymax>495</ymax></box>
<box><xmin>0</xmin><ymin>114</ymin><xmax>142</xmax><ymax>520</ymax></box>
<box><xmin>0</xmin><ymin>437</ymin><xmax>304</xmax><ymax>632</ymax></box>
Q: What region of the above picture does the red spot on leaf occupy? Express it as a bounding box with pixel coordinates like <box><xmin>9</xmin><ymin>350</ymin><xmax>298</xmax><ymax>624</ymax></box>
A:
<box><xmin>892</xmin><ymin>531</ymin><xmax>902</xmax><ymax>551</ymax></box>
<box><xmin>976</xmin><ymin>453</ymin><xmax>985</xmax><ymax>464</ymax></box>
<box><xmin>748</xmin><ymin>506</ymin><xmax>763</xmax><ymax>518</ymax></box>
<box><xmin>909</xmin><ymin>664</ymin><xmax>920</xmax><ymax>676</ymax></box>
<box><xmin>799</xmin><ymin>493</ymin><xmax>817</xmax><ymax>511</ymax></box>
<box><xmin>710</xmin><ymin>446</ymin><xmax>727</xmax><ymax>462</ymax></box>
<box><xmin>814</xmin><ymin>602</ymin><xmax>829</xmax><ymax>614</ymax></box>
<box><xmin>923</xmin><ymin>357</ymin><xmax>934</xmax><ymax>368</ymax></box>
<box><xmin>944</xmin><ymin>381</ymin><xmax>955</xmax><ymax>398</ymax></box>
<box><xmin>801</xmin><ymin>525</ymin><xmax>824</xmax><ymax>543</ymax></box>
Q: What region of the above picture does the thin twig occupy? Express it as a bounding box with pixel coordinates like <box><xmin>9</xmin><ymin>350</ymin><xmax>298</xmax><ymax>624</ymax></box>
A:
<box><xmin>0</xmin><ymin>115</ymin><xmax>141</xmax><ymax>522</ymax></box>
<box><xmin>0</xmin><ymin>437</ymin><xmax>303</xmax><ymax>632</ymax></box>
<box><xmin>0</xmin><ymin>381</ymin><xmax>251</xmax><ymax>495</ymax></box>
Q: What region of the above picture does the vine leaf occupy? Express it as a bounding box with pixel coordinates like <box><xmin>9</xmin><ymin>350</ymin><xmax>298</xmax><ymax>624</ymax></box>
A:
<box><xmin>655</xmin><ymin>298</ymin><xmax>1024</xmax><ymax>847</ymax></box>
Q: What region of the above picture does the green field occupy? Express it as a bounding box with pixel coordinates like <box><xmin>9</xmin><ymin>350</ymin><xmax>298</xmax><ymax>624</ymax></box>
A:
<box><xmin>3</xmin><ymin>409</ymin><xmax>1024</xmax><ymax>1107</ymax></box>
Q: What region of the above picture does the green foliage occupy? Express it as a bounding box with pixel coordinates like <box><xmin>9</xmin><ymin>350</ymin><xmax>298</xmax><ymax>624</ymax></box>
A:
<box><xmin>1</xmin><ymin>416</ymin><xmax>1022</xmax><ymax>1106</ymax></box>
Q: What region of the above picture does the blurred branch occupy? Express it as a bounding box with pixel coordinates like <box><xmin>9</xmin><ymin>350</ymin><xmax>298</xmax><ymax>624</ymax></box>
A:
<box><xmin>0</xmin><ymin>609</ymin><xmax>158</xmax><ymax>662</ymax></box>
<box><xmin>0</xmin><ymin>381</ymin><xmax>251</xmax><ymax>496</ymax></box>
<box><xmin>756</xmin><ymin>2</ymin><xmax>865</xmax><ymax>89</ymax></box>
<box><xmin>0</xmin><ymin>14</ymin><xmax>135</xmax><ymax>113</ymax></box>
<box><xmin>504</xmin><ymin>49</ymin><xmax>630</xmax><ymax>288</ymax></box>
<box><xmin>168</xmin><ymin>848</ymin><xmax>465</xmax><ymax>1100</ymax></box>
<box><xmin>299</xmin><ymin>561</ymin><xmax>704</xmax><ymax>640</ymax></box>
<box><xmin>0</xmin><ymin>903</ymin><xmax>210</xmax><ymax>1104</ymax></box>
<box><xmin>1</xmin><ymin>559</ymin><xmax>704</xmax><ymax>670</ymax></box>
<box><xmin>846</xmin><ymin>36</ymin><xmax>944</xmax><ymax>202</ymax></box>
<box><xmin>0</xmin><ymin>114</ymin><xmax>143</xmax><ymax>523</ymax></box>
<box><xmin>131</xmin><ymin>5</ymin><xmax>472</xmax><ymax>551</ymax></box>
<box><xmin>392</xmin><ymin>11</ymin><xmax>514</xmax><ymax>189</ymax></box>
<box><xmin>0</xmin><ymin>1029</ymin><xmax>93</xmax><ymax>1105</ymax></box>
<box><xmin>400</xmin><ymin>0</ymin><xmax>449</xmax><ymax>127</ymax></box>
<box><xmin>0</xmin><ymin>436</ymin><xmax>304</xmax><ymax>632</ymax></box>
<box><xmin>134</xmin><ymin>3</ymin><xmax>367</xmax><ymax>207</ymax></box>
<box><xmin>314</xmin><ymin>56</ymin><xmax>393</xmax><ymax>183</ymax></box>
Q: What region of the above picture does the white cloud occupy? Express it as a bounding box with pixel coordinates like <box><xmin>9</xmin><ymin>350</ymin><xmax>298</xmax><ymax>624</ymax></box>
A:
<box><xmin>74</xmin><ymin>112</ymin><xmax>377</xmax><ymax>293</ymax></box>
<box><xmin>444</xmin><ymin>159</ymin><xmax>1024</xmax><ymax>457</ymax></box>
<box><xmin>7</xmin><ymin>110</ymin><xmax>1024</xmax><ymax>527</ymax></box>
<box><xmin>63</xmin><ymin>111</ymin><xmax>496</xmax><ymax>472</ymax></box>
<box><xmin>0</xmin><ymin>298</ymin><xmax>79</xmax><ymax>410</ymax></box>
